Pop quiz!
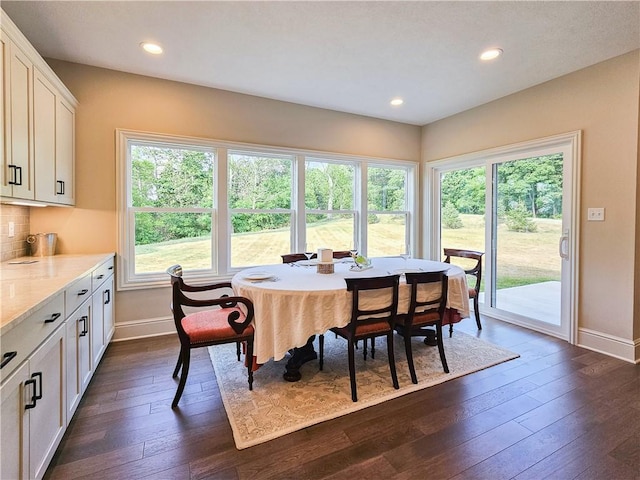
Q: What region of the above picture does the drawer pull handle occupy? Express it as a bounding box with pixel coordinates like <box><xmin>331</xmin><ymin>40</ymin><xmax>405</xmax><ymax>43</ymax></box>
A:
<box><xmin>79</xmin><ymin>315</ymin><xmax>88</xmax><ymax>336</ymax></box>
<box><xmin>44</xmin><ymin>312</ymin><xmax>62</xmax><ymax>324</ymax></box>
<box><xmin>0</xmin><ymin>351</ymin><xmax>17</xmax><ymax>369</ymax></box>
<box><xmin>104</xmin><ymin>289</ymin><xmax>111</xmax><ymax>305</ymax></box>
<box><xmin>77</xmin><ymin>289</ymin><xmax>89</xmax><ymax>296</ymax></box>
<box><xmin>96</xmin><ymin>274</ymin><xmax>104</xmax><ymax>280</ymax></box>
<box><xmin>56</xmin><ymin>180</ymin><xmax>65</xmax><ymax>195</ymax></box>
<box><xmin>24</xmin><ymin>372</ymin><xmax>43</xmax><ymax>410</ymax></box>
<box><xmin>108</xmin><ymin>266</ymin><xmax>114</xmax><ymax>270</ymax></box>
<box><xmin>24</xmin><ymin>378</ymin><xmax>37</xmax><ymax>409</ymax></box>
<box><xmin>32</xmin><ymin>372</ymin><xmax>43</xmax><ymax>401</ymax></box>
<box><xmin>78</xmin><ymin>315</ymin><xmax>89</xmax><ymax>337</ymax></box>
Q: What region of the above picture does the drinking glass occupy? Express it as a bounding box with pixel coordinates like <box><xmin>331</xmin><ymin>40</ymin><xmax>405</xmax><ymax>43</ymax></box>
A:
<box><xmin>400</xmin><ymin>244</ymin><xmax>411</xmax><ymax>262</ymax></box>
<box><xmin>304</xmin><ymin>243</ymin><xmax>314</xmax><ymax>262</ymax></box>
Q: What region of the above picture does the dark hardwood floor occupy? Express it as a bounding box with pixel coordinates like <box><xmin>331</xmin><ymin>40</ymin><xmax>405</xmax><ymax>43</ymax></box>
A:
<box><xmin>45</xmin><ymin>317</ymin><xmax>639</xmax><ymax>480</ymax></box>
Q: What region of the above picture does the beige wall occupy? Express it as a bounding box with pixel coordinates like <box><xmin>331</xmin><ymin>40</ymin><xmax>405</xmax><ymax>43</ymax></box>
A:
<box><xmin>30</xmin><ymin>60</ymin><xmax>421</xmax><ymax>336</ymax></box>
<box><xmin>422</xmin><ymin>50</ymin><xmax>640</xmax><ymax>357</ymax></box>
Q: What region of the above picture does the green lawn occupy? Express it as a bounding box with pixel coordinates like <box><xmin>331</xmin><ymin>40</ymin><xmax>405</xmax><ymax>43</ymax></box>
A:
<box><xmin>136</xmin><ymin>214</ymin><xmax>562</xmax><ymax>289</ymax></box>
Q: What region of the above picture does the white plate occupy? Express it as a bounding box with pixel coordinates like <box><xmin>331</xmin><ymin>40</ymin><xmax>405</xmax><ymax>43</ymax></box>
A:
<box><xmin>244</xmin><ymin>271</ymin><xmax>274</xmax><ymax>281</ymax></box>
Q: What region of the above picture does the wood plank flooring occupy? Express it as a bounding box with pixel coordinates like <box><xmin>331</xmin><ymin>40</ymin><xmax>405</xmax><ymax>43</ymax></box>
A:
<box><xmin>44</xmin><ymin>318</ymin><xmax>639</xmax><ymax>480</ymax></box>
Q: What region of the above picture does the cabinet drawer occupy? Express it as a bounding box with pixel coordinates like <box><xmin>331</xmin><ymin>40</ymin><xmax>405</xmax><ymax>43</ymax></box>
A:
<box><xmin>65</xmin><ymin>274</ymin><xmax>92</xmax><ymax>316</ymax></box>
<box><xmin>92</xmin><ymin>257</ymin><xmax>114</xmax><ymax>291</ymax></box>
<box><xmin>0</xmin><ymin>293</ymin><xmax>64</xmax><ymax>383</ymax></box>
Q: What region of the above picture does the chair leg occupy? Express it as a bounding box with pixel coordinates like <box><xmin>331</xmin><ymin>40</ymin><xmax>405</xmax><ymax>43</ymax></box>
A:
<box><xmin>370</xmin><ymin>337</ymin><xmax>375</xmax><ymax>359</ymax></box>
<box><xmin>348</xmin><ymin>340</ymin><xmax>357</xmax><ymax>402</ymax></box>
<box><xmin>318</xmin><ymin>334</ymin><xmax>324</xmax><ymax>371</ymax></box>
<box><xmin>435</xmin><ymin>323</ymin><xmax>449</xmax><ymax>373</ymax></box>
<box><xmin>236</xmin><ymin>341</ymin><xmax>241</xmax><ymax>361</ymax></box>
<box><xmin>246</xmin><ymin>339</ymin><xmax>254</xmax><ymax>390</ymax></box>
<box><xmin>386</xmin><ymin>332</ymin><xmax>399</xmax><ymax>390</ymax></box>
<box><xmin>404</xmin><ymin>331</ymin><xmax>417</xmax><ymax>384</ymax></box>
<box><xmin>172</xmin><ymin>347</ymin><xmax>190</xmax><ymax>408</ymax></box>
<box><xmin>172</xmin><ymin>352</ymin><xmax>182</xmax><ymax>378</ymax></box>
<box><xmin>473</xmin><ymin>296</ymin><xmax>482</xmax><ymax>330</ymax></box>
<box><xmin>449</xmin><ymin>321</ymin><xmax>454</xmax><ymax>338</ymax></box>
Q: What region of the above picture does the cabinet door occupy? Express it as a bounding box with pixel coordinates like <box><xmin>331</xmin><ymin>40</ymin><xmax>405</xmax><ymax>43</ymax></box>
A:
<box><xmin>28</xmin><ymin>326</ymin><xmax>65</xmax><ymax>480</ymax></box>
<box><xmin>5</xmin><ymin>38</ymin><xmax>33</xmax><ymax>200</ymax></box>
<box><xmin>0</xmin><ymin>360</ymin><xmax>29</xmax><ymax>480</ymax></box>
<box><xmin>64</xmin><ymin>315</ymin><xmax>80</xmax><ymax>420</ymax></box>
<box><xmin>91</xmin><ymin>287</ymin><xmax>105</xmax><ymax>368</ymax></box>
<box><xmin>33</xmin><ymin>68</ymin><xmax>57</xmax><ymax>203</ymax></box>
<box><xmin>103</xmin><ymin>276</ymin><xmax>115</xmax><ymax>346</ymax></box>
<box><xmin>66</xmin><ymin>301</ymin><xmax>91</xmax><ymax>423</ymax></box>
<box><xmin>55</xmin><ymin>96</ymin><xmax>74</xmax><ymax>205</ymax></box>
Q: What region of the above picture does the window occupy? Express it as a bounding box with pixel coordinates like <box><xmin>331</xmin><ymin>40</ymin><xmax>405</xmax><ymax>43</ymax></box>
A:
<box><xmin>367</xmin><ymin>165</ymin><xmax>410</xmax><ymax>257</ymax></box>
<box><xmin>118</xmin><ymin>129</ymin><xmax>417</xmax><ymax>289</ymax></box>
<box><xmin>118</xmin><ymin>131</ymin><xmax>217</xmax><ymax>288</ymax></box>
<box><xmin>305</xmin><ymin>158</ymin><xmax>356</xmax><ymax>253</ymax></box>
<box><xmin>228</xmin><ymin>151</ymin><xmax>294</xmax><ymax>268</ymax></box>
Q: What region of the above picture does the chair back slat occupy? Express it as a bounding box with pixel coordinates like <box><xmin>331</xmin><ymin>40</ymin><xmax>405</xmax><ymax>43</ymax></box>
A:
<box><xmin>404</xmin><ymin>271</ymin><xmax>448</xmax><ymax>323</ymax></box>
<box><xmin>344</xmin><ymin>275</ymin><xmax>400</xmax><ymax>334</ymax></box>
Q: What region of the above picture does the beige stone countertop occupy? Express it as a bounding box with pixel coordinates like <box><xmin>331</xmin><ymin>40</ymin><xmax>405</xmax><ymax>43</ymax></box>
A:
<box><xmin>0</xmin><ymin>253</ymin><xmax>114</xmax><ymax>334</ymax></box>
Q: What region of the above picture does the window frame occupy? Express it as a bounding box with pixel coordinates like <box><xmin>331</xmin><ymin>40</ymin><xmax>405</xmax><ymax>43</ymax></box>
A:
<box><xmin>117</xmin><ymin>129</ymin><xmax>418</xmax><ymax>290</ymax></box>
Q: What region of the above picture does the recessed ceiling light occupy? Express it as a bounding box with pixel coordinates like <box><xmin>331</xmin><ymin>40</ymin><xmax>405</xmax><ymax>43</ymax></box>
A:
<box><xmin>141</xmin><ymin>42</ymin><xmax>163</xmax><ymax>55</ymax></box>
<box><xmin>390</xmin><ymin>98</ymin><xmax>404</xmax><ymax>106</ymax></box>
<box><xmin>480</xmin><ymin>48</ymin><xmax>503</xmax><ymax>61</ymax></box>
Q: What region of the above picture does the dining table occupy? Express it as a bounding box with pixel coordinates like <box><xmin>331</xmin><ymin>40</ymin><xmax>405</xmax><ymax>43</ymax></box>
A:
<box><xmin>231</xmin><ymin>256</ymin><xmax>470</xmax><ymax>381</ymax></box>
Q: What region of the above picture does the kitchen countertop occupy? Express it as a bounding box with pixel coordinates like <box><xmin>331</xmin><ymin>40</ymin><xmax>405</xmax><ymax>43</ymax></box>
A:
<box><xmin>0</xmin><ymin>253</ymin><xmax>114</xmax><ymax>334</ymax></box>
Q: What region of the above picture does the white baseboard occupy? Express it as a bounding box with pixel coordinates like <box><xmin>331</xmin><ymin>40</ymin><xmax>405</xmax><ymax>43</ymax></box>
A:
<box><xmin>112</xmin><ymin>315</ymin><xmax>175</xmax><ymax>342</ymax></box>
<box><xmin>577</xmin><ymin>327</ymin><xmax>639</xmax><ymax>364</ymax></box>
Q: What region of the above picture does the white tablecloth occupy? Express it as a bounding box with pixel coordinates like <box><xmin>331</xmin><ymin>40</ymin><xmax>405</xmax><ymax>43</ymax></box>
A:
<box><xmin>231</xmin><ymin>257</ymin><xmax>469</xmax><ymax>364</ymax></box>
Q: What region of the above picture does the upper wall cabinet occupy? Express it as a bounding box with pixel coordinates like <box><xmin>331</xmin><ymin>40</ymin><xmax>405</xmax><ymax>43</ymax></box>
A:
<box><xmin>1</xmin><ymin>9</ymin><xmax>77</xmax><ymax>206</ymax></box>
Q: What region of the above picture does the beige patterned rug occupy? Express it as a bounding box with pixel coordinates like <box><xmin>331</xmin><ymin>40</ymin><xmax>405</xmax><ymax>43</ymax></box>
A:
<box><xmin>208</xmin><ymin>331</ymin><xmax>519</xmax><ymax>449</ymax></box>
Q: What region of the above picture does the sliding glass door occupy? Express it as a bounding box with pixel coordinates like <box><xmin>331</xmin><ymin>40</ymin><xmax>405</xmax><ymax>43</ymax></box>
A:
<box><xmin>430</xmin><ymin>133</ymin><xmax>580</xmax><ymax>341</ymax></box>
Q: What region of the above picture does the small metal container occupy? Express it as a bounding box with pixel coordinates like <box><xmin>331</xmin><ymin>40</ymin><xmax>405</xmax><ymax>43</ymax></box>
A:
<box><xmin>26</xmin><ymin>233</ymin><xmax>57</xmax><ymax>256</ymax></box>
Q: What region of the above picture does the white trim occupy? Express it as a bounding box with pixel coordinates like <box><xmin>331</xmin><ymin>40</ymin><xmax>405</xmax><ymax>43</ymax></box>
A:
<box><xmin>116</xmin><ymin>129</ymin><xmax>419</xmax><ymax>290</ymax></box>
<box><xmin>424</xmin><ymin>131</ymin><xmax>581</xmax><ymax>344</ymax></box>
<box><xmin>577</xmin><ymin>327</ymin><xmax>639</xmax><ymax>364</ymax></box>
<box><xmin>112</xmin><ymin>316</ymin><xmax>175</xmax><ymax>341</ymax></box>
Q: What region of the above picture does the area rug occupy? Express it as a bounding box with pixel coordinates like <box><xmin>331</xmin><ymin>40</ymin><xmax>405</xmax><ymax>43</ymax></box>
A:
<box><xmin>208</xmin><ymin>331</ymin><xmax>519</xmax><ymax>449</ymax></box>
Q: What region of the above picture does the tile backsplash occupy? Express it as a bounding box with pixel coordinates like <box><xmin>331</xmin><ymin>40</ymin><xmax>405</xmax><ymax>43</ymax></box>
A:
<box><xmin>0</xmin><ymin>205</ymin><xmax>30</xmax><ymax>262</ymax></box>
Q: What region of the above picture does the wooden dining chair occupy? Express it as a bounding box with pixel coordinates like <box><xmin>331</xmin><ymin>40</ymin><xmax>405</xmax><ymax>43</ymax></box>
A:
<box><xmin>167</xmin><ymin>264</ymin><xmax>255</xmax><ymax>408</ymax></box>
<box><xmin>280</xmin><ymin>250</ymin><xmax>352</xmax><ymax>264</ymax></box>
<box><xmin>395</xmin><ymin>271</ymin><xmax>449</xmax><ymax>384</ymax></box>
<box><xmin>318</xmin><ymin>275</ymin><xmax>401</xmax><ymax>402</ymax></box>
<box><xmin>443</xmin><ymin>248</ymin><xmax>484</xmax><ymax>332</ymax></box>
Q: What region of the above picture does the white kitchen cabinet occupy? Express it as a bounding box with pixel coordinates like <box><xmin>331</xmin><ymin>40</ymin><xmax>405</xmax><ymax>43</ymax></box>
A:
<box><xmin>65</xmin><ymin>300</ymin><xmax>91</xmax><ymax>420</ymax></box>
<box><xmin>1</xmin><ymin>254</ymin><xmax>114</xmax><ymax>478</ymax></box>
<box><xmin>1</xmin><ymin>28</ymin><xmax>34</xmax><ymax>200</ymax></box>
<box><xmin>0</xmin><ymin>325</ymin><xmax>65</xmax><ymax>480</ymax></box>
<box><xmin>33</xmin><ymin>67</ymin><xmax>75</xmax><ymax>205</ymax></box>
<box><xmin>1</xmin><ymin>9</ymin><xmax>76</xmax><ymax>205</ymax></box>
<box><xmin>0</xmin><ymin>360</ymin><xmax>29</xmax><ymax>480</ymax></box>
<box><xmin>91</xmin><ymin>258</ymin><xmax>115</xmax><ymax>367</ymax></box>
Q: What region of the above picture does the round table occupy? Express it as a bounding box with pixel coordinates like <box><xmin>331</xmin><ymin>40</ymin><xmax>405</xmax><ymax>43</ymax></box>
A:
<box><xmin>232</xmin><ymin>257</ymin><xmax>470</xmax><ymax>380</ymax></box>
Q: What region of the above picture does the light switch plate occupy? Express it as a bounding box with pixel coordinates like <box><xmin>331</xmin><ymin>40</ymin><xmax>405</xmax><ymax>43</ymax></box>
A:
<box><xmin>587</xmin><ymin>207</ymin><xmax>605</xmax><ymax>221</ymax></box>
<box><xmin>8</xmin><ymin>221</ymin><xmax>15</xmax><ymax>237</ymax></box>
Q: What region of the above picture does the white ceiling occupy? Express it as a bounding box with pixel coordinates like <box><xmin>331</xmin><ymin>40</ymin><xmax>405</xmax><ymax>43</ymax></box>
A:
<box><xmin>2</xmin><ymin>1</ymin><xmax>639</xmax><ymax>125</ymax></box>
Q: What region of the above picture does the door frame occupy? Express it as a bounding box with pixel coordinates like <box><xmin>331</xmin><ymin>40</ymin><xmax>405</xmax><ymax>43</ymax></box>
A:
<box><xmin>424</xmin><ymin>131</ymin><xmax>581</xmax><ymax>344</ymax></box>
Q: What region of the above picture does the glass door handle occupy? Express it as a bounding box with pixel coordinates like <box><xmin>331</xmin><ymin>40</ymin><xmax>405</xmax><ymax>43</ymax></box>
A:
<box><xmin>558</xmin><ymin>232</ymin><xmax>569</xmax><ymax>259</ymax></box>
